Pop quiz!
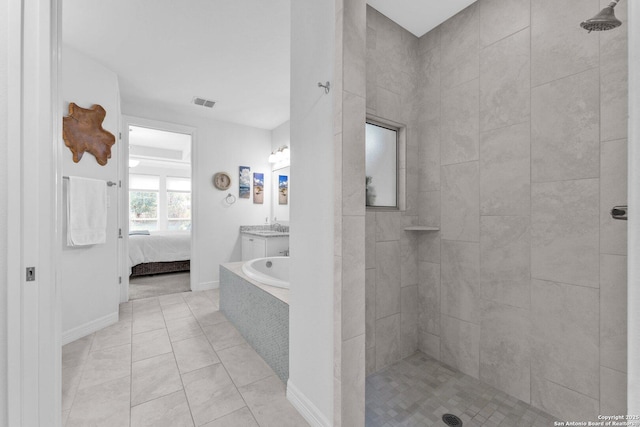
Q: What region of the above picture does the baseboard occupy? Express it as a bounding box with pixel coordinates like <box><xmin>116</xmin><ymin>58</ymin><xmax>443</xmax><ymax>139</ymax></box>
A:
<box><xmin>62</xmin><ymin>312</ymin><xmax>118</xmax><ymax>345</ymax></box>
<box><xmin>286</xmin><ymin>380</ymin><xmax>332</xmax><ymax>427</ymax></box>
<box><xmin>193</xmin><ymin>280</ymin><xmax>219</xmax><ymax>292</ymax></box>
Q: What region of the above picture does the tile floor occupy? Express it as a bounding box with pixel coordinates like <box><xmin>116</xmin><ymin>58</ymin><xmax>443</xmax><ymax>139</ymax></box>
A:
<box><xmin>366</xmin><ymin>352</ymin><xmax>559</xmax><ymax>427</ymax></box>
<box><xmin>62</xmin><ymin>289</ymin><xmax>310</xmax><ymax>427</ymax></box>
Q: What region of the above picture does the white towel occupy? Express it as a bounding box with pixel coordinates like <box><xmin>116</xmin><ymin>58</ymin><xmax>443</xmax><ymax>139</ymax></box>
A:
<box><xmin>66</xmin><ymin>176</ymin><xmax>108</xmax><ymax>246</ymax></box>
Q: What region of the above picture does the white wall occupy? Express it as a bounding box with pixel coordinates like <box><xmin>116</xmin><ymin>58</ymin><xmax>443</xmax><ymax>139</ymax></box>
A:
<box><xmin>271</xmin><ymin>120</ymin><xmax>291</xmax><ymax>223</ymax></box>
<box><xmin>0</xmin><ymin>0</ymin><xmax>9</xmax><ymax>420</ymax></box>
<box><xmin>122</xmin><ymin>100</ymin><xmax>273</xmax><ymax>289</ymax></box>
<box><xmin>271</xmin><ymin>120</ymin><xmax>290</xmax><ymax>152</ymax></box>
<box><xmin>288</xmin><ymin>0</ymin><xmax>335</xmax><ymax>424</ymax></box>
<box><xmin>60</xmin><ymin>45</ymin><xmax>121</xmax><ymax>339</ymax></box>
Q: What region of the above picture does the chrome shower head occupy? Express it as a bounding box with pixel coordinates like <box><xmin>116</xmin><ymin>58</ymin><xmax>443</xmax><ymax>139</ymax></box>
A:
<box><xmin>581</xmin><ymin>0</ymin><xmax>622</xmax><ymax>33</ymax></box>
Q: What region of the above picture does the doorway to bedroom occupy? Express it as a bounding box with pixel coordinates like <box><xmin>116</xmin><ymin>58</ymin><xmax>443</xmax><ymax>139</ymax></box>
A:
<box><xmin>125</xmin><ymin>120</ymin><xmax>194</xmax><ymax>300</ymax></box>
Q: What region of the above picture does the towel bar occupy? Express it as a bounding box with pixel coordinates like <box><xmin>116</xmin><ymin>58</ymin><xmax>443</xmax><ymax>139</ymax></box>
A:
<box><xmin>63</xmin><ymin>176</ymin><xmax>117</xmax><ymax>187</ymax></box>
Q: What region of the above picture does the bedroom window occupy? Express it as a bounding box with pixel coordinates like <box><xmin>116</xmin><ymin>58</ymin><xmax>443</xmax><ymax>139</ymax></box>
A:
<box><xmin>166</xmin><ymin>176</ymin><xmax>191</xmax><ymax>230</ymax></box>
<box><xmin>129</xmin><ymin>174</ymin><xmax>159</xmax><ymax>231</ymax></box>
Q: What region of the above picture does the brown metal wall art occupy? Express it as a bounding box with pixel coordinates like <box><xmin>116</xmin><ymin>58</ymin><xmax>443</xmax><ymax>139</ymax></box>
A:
<box><xmin>62</xmin><ymin>103</ymin><xmax>116</xmax><ymax>166</ymax></box>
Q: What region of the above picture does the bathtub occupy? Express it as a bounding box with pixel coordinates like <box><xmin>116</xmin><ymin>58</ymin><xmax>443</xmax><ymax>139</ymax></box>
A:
<box><xmin>241</xmin><ymin>256</ymin><xmax>289</xmax><ymax>288</ymax></box>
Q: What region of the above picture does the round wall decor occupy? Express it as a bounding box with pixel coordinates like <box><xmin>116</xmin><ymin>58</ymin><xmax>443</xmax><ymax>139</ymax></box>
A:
<box><xmin>213</xmin><ymin>172</ymin><xmax>231</xmax><ymax>190</ymax></box>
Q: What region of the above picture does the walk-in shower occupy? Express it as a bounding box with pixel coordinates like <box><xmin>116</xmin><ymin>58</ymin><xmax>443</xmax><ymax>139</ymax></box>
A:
<box><xmin>581</xmin><ymin>0</ymin><xmax>623</xmax><ymax>32</ymax></box>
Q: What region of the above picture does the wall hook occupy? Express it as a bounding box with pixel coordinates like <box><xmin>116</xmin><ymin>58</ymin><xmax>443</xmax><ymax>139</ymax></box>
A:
<box><xmin>318</xmin><ymin>81</ymin><xmax>330</xmax><ymax>94</ymax></box>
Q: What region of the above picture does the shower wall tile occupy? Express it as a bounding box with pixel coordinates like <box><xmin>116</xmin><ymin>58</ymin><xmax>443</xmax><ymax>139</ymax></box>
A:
<box><xmin>375</xmin><ymin>314</ymin><xmax>401</xmax><ymax>371</ymax></box>
<box><xmin>600</xmin><ymin>367</ymin><xmax>627</xmax><ymax>415</ymax></box>
<box><xmin>600</xmin><ymin>4</ymin><xmax>628</xmax><ymax>143</ymax></box>
<box><xmin>441</xmin><ymin>79</ymin><xmax>480</xmax><ymax>166</ymax></box>
<box><xmin>479</xmin><ymin>28</ymin><xmax>530</xmax><ymax>132</ymax></box>
<box><xmin>412</xmin><ymin>0</ymin><xmax>628</xmax><ymax>417</ymax></box>
<box><xmin>531</xmin><ymin>0</ymin><xmax>599</xmax><ymax>87</ymax></box>
<box><xmin>418</xmin><ymin>261</ymin><xmax>440</xmax><ymax>336</ymax></box>
<box><xmin>480</xmin><ymin>216</ymin><xmax>531</xmax><ymax>309</ymax></box>
<box><xmin>479</xmin><ymin>122</ymin><xmax>530</xmax><ymax>216</ymax></box>
<box><xmin>441</xmin><ymin>241</ymin><xmax>480</xmax><ymax>325</ymax></box>
<box><xmin>418</xmin><ymin>119</ymin><xmax>440</xmax><ymax>192</ymax></box>
<box><xmin>334</xmin><ymin>133</ymin><xmax>343</xmax><ymax>258</ymax></box>
<box><xmin>418</xmin><ymin>191</ymin><xmax>440</xmax><ymax>227</ymax></box>
<box><xmin>342</xmin><ymin>216</ymin><xmax>366</xmax><ymax>340</ymax></box>
<box><xmin>365</xmin><ymin>346</ymin><xmax>376</xmax><ymax>376</ymax></box>
<box><xmin>440</xmin><ymin>2</ymin><xmax>479</xmax><ymax>89</ymax></box>
<box><xmin>480</xmin><ymin>301</ymin><xmax>531</xmax><ymax>403</ymax></box>
<box><xmin>479</xmin><ymin>0</ymin><xmax>530</xmax><ymax>47</ymax></box>
<box><xmin>531</xmin><ymin>375</ymin><xmax>599</xmax><ymax>421</ymax></box>
<box><xmin>365</xmin><ymin>212</ymin><xmax>376</xmax><ymax>269</ymax></box>
<box><xmin>400</xmin><ymin>233</ymin><xmax>418</xmax><ymax>287</ymax></box>
<box><xmin>531</xmin><ymin>179</ymin><xmax>599</xmax><ymax>288</ymax></box>
<box><xmin>600</xmin><ymin>254</ymin><xmax>627</xmax><ymax>373</ymax></box>
<box><xmin>375</xmin><ymin>211</ymin><xmax>402</xmax><ymax>242</ymax></box>
<box><xmin>417</xmin><ymin>48</ymin><xmax>440</xmax><ymax>123</ymax></box>
<box><xmin>419</xmin><ymin>331</ymin><xmax>440</xmax><ymax>361</ymax></box>
<box><xmin>600</xmin><ymin>139</ymin><xmax>628</xmax><ymax>256</ymax></box>
<box><xmin>531</xmin><ymin>279</ymin><xmax>599</xmax><ymax>399</ymax></box>
<box><xmin>440</xmin><ymin>314</ymin><xmax>480</xmax><ymax>378</ymax></box>
<box><xmin>418</xmin><ymin>232</ymin><xmax>440</xmax><ymax>264</ymax></box>
<box><xmin>341</xmin><ymin>334</ymin><xmax>366</xmax><ymax>427</ymax></box>
<box><xmin>531</xmin><ymin>68</ymin><xmax>600</xmax><ymax>183</ymax></box>
<box><xmin>441</xmin><ymin>161</ymin><xmax>480</xmax><ymax>242</ymax></box>
<box><xmin>365</xmin><ymin>268</ymin><xmax>376</xmax><ymax>349</ymax></box>
<box><xmin>419</xmin><ymin>26</ymin><xmax>440</xmax><ymax>54</ymax></box>
<box><xmin>375</xmin><ymin>241</ymin><xmax>401</xmax><ymax>319</ymax></box>
<box><xmin>342</xmin><ymin>93</ymin><xmax>366</xmax><ymax>216</ymax></box>
<box><xmin>375</xmin><ymin>87</ymin><xmax>403</xmax><ymax>124</ymax></box>
<box><xmin>343</xmin><ymin>0</ymin><xmax>366</xmax><ymax>98</ymax></box>
<box><xmin>400</xmin><ymin>285</ymin><xmax>418</xmax><ymax>358</ymax></box>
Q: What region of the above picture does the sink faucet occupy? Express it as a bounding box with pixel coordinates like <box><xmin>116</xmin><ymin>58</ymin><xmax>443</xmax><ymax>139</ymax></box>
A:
<box><xmin>279</xmin><ymin>248</ymin><xmax>290</xmax><ymax>256</ymax></box>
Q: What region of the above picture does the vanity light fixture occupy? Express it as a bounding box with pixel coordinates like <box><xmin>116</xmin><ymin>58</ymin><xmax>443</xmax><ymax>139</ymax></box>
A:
<box><xmin>268</xmin><ymin>145</ymin><xmax>290</xmax><ymax>163</ymax></box>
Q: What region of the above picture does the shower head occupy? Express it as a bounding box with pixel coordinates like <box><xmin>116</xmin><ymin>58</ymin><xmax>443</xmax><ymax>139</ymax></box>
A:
<box><xmin>580</xmin><ymin>0</ymin><xmax>622</xmax><ymax>33</ymax></box>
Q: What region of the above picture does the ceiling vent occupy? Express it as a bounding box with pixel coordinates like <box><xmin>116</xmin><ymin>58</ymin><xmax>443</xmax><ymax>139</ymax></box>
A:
<box><xmin>192</xmin><ymin>97</ymin><xmax>216</xmax><ymax>108</ymax></box>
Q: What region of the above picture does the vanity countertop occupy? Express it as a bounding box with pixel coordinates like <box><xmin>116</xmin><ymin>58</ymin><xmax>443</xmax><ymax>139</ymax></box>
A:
<box><xmin>242</xmin><ymin>230</ymin><xmax>289</xmax><ymax>238</ymax></box>
<box><xmin>240</xmin><ymin>225</ymin><xmax>289</xmax><ymax>238</ymax></box>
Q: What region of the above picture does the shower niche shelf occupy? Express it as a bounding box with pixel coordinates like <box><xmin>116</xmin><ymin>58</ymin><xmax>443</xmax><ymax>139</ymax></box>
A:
<box><xmin>404</xmin><ymin>226</ymin><xmax>439</xmax><ymax>232</ymax></box>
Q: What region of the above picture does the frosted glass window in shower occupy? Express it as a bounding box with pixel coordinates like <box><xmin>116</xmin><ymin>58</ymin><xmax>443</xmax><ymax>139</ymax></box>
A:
<box><xmin>366</xmin><ymin>122</ymin><xmax>397</xmax><ymax>208</ymax></box>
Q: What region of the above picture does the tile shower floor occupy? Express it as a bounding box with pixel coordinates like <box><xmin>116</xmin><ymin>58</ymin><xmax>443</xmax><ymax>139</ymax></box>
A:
<box><xmin>366</xmin><ymin>352</ymin><xmax>558</xmax><ymax>427</ymax></box>
<box><xmin>62</xmin><ymin>289</ymin><xmax>309</xmax><ymax>427</ymax></box>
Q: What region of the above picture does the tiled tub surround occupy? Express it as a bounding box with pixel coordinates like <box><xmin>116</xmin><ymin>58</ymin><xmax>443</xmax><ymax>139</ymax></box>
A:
<box><xmin>220</xmin><ymin>263</ymin><xmax>290</xmax><ymax>383</ymax></box>
<box><xmin>364</xmin><ymin>0</ymin><xmax>629</xmax><ymax>421</ymax></box>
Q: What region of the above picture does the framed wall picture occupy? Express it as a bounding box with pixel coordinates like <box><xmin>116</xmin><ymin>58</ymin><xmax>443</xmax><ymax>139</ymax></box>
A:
<box><xmin>278</xmin><ymin>175</ymin><xmax>288</xmax><ymax>205</ymax></box>
<box><xmin>239</xmin><ymin>166</ymin><xmax>251</xmax><ymax>199</ymax></box>
<box><xmin>253</xmin><ymin>172</ymin><xmax>264</xmax><ymax>204</ymax></box>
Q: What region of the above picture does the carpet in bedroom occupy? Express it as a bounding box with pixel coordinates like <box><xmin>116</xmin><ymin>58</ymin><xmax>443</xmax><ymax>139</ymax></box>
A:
<box><xmin>128</xmin><ymin>272</ymin><xmax>190</xmax><ymax>300</ymax></box>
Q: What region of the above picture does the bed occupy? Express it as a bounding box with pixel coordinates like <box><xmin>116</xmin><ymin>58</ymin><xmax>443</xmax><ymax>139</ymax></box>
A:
<box><xmin>128</xmin><ymin>230</ymin><xmax>191</xmax><ymax>277</ymax></box>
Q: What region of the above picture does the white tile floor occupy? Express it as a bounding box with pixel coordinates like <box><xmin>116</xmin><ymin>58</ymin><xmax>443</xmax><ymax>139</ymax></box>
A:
<box><xmin>62</xmin><ymin>289</ymin><xmax>310</xmax><ymax>427</ymax></box>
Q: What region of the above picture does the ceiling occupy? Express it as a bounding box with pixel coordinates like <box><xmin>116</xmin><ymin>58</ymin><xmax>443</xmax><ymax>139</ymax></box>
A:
<box><xmin>63</xmin><ymin>1</ymin><xmax>468</xmax><ymax>131</ymax></box>
<box><xmin>63</xmin><ymin>0</ymin><xmax>290</xmax><ymax>130</ymax></box>
<box><xmin>366</xmin><ymin>0</ymin><xmax>477</xmax><ymax>37</ymax></box>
